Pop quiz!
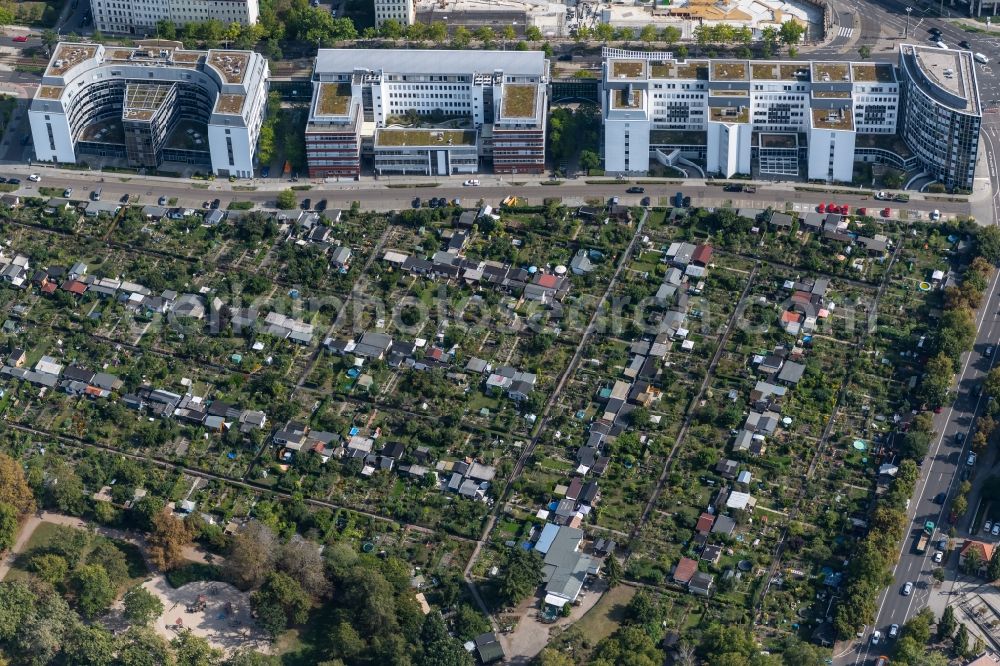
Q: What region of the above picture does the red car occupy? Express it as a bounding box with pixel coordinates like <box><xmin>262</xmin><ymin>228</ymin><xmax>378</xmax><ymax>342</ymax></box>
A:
<box><xmin>881</xmin><ymin>207</ymin><xmax>892</xmax><ymax>218</ymax></box>
<box><xmin>858</xmin><ymin>207</ymin><xmax>867</xmax><ymax>216</ymax></box>
<box><xmin>11</xmin><ymin>35</ymin><xmax>28</xmax><ymax>43</ymax></box>
<box><xmin>817</xmin><ymin>202</ymin><xmax>826</xmax><ymax>213</ymax></box>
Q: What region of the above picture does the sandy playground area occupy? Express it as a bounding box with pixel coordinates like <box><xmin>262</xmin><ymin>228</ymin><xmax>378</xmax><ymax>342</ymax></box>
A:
<box><xmin>144</xmin><ymin>577</ymin><xmax>272</xmax><ymax>655</ymax></box>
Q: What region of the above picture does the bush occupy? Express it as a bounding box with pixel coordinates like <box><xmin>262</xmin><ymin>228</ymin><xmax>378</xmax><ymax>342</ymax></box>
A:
<box><xmin>165</xmin><ymin>563</ymin><xmax>223</xmax><ymax>588</ymax></box>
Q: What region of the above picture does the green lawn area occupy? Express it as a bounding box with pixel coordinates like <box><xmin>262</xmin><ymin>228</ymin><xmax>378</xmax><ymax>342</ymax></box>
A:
<box><xmin>572</xmin><ymin>584</ymin><xmax>636</xmax><ymax>645</ymax></box>
<box><xmin>5</xmin><ymin>521</ymin><xmax>64</xmax><ymax>582</ymax></box>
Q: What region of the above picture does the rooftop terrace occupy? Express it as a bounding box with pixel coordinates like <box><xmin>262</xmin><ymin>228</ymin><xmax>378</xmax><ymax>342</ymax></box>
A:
<box><xmin>316</xmin><ymin>82</ymin><xmax>352</xmax><ymax>116</ymax></box>
<box><xmin>375</xmin><ymin>128</ymin><xmax>477</xmax><ymax>147</ymax></box>
<box><xmin>609</xmin><ymin>88</ymin><xmax>643</xmax><ymax>110</ymax></box>
<box><xmin>215</xmin><ymin>93</ymin><xmax>245</xmax><ymax>115</ymax></box>
<box><xmin>711</xmin><ymin>61</ymin><xmax>749</xmax><ymax>81</ymax></box>
<box><xmin>904</xmin><ymin>44</ymin><xmax>979</xmax><ymax>114</ymax></box>
<box><xmin>709</xmin><ymin>106</ymin><xmax>750</xmax><ymax>123</ymax></box>
<box><xmin>47</xmin><ymin>44</ymin><xmax>98</xmax><ymax>77</ymax></box>
<box><xmin>611</xmin><ymin>60</ymin><xmax>646</xmax><ymax>79</ymax></box>
<box><xmin>501</xmin><ymin>84</ymin><xmax>537</xmax><ymax>118</ymax></box>
<box><xmin>750</xmin><ymin>62</ymin><xmax>809</xmax><ymax>81</ymax></box>
<box><xmin>852</xmin><ymin>63</ymin><xmax>895</xmax><ymax>83</ymax></box>
<box><xmin>207</xmin><ymin>51</ymin><xmax>250</xmax><ymax>84</ymax></box>
<box><xmin>650</xmin><ymin>60</ymin><xmax>709</xmax><ymax>80</ymax></box>
<box><xmin>811</xmin><ymin>107</ymin><xmax>854</xmax><ymax>130</ymax></box>
<box><xmin>812</xmin><ymin>62</ymin><xmax>851</xmax><ymax>82</ymax></box>
<box><xmin>37</xmin><ymin>86</ymin><xmax>63</xmax><ymax>100</ymax></box>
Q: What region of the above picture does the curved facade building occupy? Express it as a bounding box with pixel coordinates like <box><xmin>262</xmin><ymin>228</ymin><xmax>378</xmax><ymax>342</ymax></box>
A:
<box><xmin>898</xmin><ymin>44</ymin><xmax>981</xmax><ymax>191</ymax></box>
<box><xmin>29</xmin><ymin>42</ymin><xmax>268</xmax><ymax>178</ymax></box>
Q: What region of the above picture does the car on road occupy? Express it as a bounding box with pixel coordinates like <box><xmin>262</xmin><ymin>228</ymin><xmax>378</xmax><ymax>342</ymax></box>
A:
<box><xmin>934</xmin><ymin>492</ymin><xmax>947</xmax><ymax>504</ymax></box>
<box><xmin>260</xmin><ymin>166</ymin><xmax>270</xmax><ymax>178</ymax></box>
<box><xmin>959</xmin><ymin>40</ymin><xmax>972</xmax><ymax>49</ymax></box>
<box><xmin>300</xmin><ymin>198</ymin><xmax>311</xmax><ymax>210</ymax></box>
<box><xmin>11</xmin><ymin>35</ymin><xmax>27</xmax><ymax>43</ymax></box>
<box><xmin>463</xmin><ymin>179</ymin><xmax>480</xmax><ymax>186</ymax></box>
<box><xmin>63</xmin><ymin>188</ymin><xmax>73</xmax><ymax>198</ymax></box>
<box><xmin>875</xmin><ymin>191</ymin><xmax>891</xmax><ymax>200</ymax></box>
<box><xmin>935</xmin><ymin>41</ymin><xmax>948</xmax><ymax>49</ymax></box>
<box><xmin>976</xmin><ymin>52</ymin><xmax>990</xmax><ymax>64</ymax></box>
<box><xmin>626</xmin><ymin>186</ymin><xmax>645</xmax><ymax>193</ymax></box>
<box><xmin>871</xmin><ymin>630</ymin><xmax>881</xmax><ymax>645</ymax></box>
<box><xmin>934</xmin><ymin>551</ymin><xmax>943</xmax><ymax>564</ymax></box>
<box><xmin>902</xmin><ymin>582</ymin><xmax>913</xmax><ymax>596</ymax></box>
<box><xmin>969</xmin><ymin>452</ymin><xmax>978</xmax><ymax>466</ymax></box>
<box><xmin>158</xmin><ymin>196</ymin><xmax>168</xmax><ymax>206</ymax></box>
<box><xmin>889</xmin><ymin>624</ymin><xmax>899</xmax><ymax>639</ymax></box>
<box><xmin>957</xmin><ymin>431</ymin><xmax>966</xmax><ymax>444</ymax></box>
<box><xmin>411</xmin><ymin>197</ymin><xmax>421</xmax><ymax>208</ymax></box>
<box><xmin>987</xmin><ymin>345</ymin><xmax>995</xmax><ymax>358</ymax></box>
<box><xmin>211</xmin><ymin>199</ymin><xmax>221</xmax><ymax>209</ymax></box>
<box><xmin>929</xmin><ymin>26</ymin><xmax>941</xmax><ymax>36</ymax></box>
<box><xmin>640</xmin><ymin>197</ymin><xmax>651</xmax><ymax>207</ymax></box>
<box><xmin>724</xmin><ymin>184</ymin><xmax>742</xmax><ymax>192</ymax></box>
<box><xmin>27</xmin><ymin>174</ymin><xmax>40</xmax><ymax>182</ymax></box>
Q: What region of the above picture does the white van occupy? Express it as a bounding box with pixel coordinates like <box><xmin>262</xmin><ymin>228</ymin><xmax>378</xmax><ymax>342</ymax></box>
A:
<box><xmin>975</xmin><ymin>52</ymin><xmax>990</xmax><ymax>64</ymax></box>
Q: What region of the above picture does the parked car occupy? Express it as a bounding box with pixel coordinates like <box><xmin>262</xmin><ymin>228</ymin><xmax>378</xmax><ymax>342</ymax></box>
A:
<box><xmin>881</xmin><ymin>207</ymin><xmax>892</xmax><ymax>218</ymax></box>
<box><xmin>27</xmin><ymin>174</ymin><xmax>40</xmax><ymax>182</ymax></box>
<box><xmin>63</xmin><ymin>188</ymin><xmax>73</xmax><ymax>198</ymax></box>
<box><xmin>902</xmin><ymin>582</ymin><xmax>913</xmax><ymax>596</ymax></box>
<box><xmin>889</xmin><ymin>624</ymin><xmax>899</xmax><ymax>639</ymax></box>
<box><xmin>956</xmin><ymin>432</ymin><xmax>966</xmax><ymax>444</ymax></box>
<box><xmin>985</xmin><ymin>521</ymin><xmax>993</xmax><ymax>534</ymax></box>
<box><xmin>412</xmin><ymin>197</ymin><xmax>421</xmax><ymax>208</ymax></box>
<box><xmin>463</xmin><ymin>179</ymin><xmax>480</xmax><ymax>186</ymax></box>
<box><xmin>674</xmin><ymin>192</ymin><xmax>684</xmax><ymax>207</ymax></box>
<box><xmin>11</xmin><ymin>35</ymin><xmax>27</xmax><ymax>43</ymax></box>
<box><xmin>300</xmin><ymin>198</ymin><xmax>311</xmax><ymax>210</ymax></box>
<box><xmin>724</xmin><ymin>184</ymin><xmax>742</xmax><ymax>192</ymax></box>
<box><xmin>6</xmin><ymin>178</ymin><xmax>19</xmax><ymax>185</ymax></box>
<box><xmin>261</xmin><ymin>166</ymin><xmax>270</xmax><ymax>178</ymax></box>
<box><xmin>211</xmin><ymin>199</ymin><xmax>221</xmax><ymax>209</ymax></box>
<box><xmin>933</xmin><ymin>551</ymin><xmax>943</xmax><ymax>564</ymax></box>
<box><xmin>640</xmin><ymin>197</ymin><xmax>651</xmax><ymax>207</ymax></box>
<box><xmin>158</xmin><ymin>196</ymin><xmax>168</xmax><ymax>206</ymax></box>
<box><xmin>968</xmin><ymin>452</ymin><xmax>978</xmax><ymax>466</ymax></box>
<box><xmin>626</xmin><ymin>186</ymin><xmax>644</xmax><ymax>193</ymax></box>
<box><xmin>871</xmin><ymin>630</ymin><xmax>881</xmax><ymax>645</ymax></box>
<box><xmin>935</xmin><ymin>41</ymin><xmax>948</xmax><ymax>49</ymax></box>
<box><xmin>933</xmin><ymin>492</ymin><xmax>947</xmax><ymax>504</ymax></box>
<box><xmin>682</xmin><ymin>196</ymin><xmax>691</xmax><ymax>207</ymax></box>
<box><xmin>202</xmin><ymin>200</ymin><xmax>211</xmax><ymax>209</ymax></box>
<box><xmin>992</xmin><ymin>523</ymin><xmax>999</xmax><ymax>536</ymax></box>
<box><xmin>959</xmin><ymin>40</ymin><xmax>972</xmax><ymax>49</ymax></box>
<box><xmin>120</xmin><ymin>193</ymin><xmax>130</xmax><ymax>204</ymax></box>
<box><xmin>987</xmin><ymin>345</ymin><xmax>995</xmax><ymax>358</ymax></box>
<box><xmin>930</xmin><ymin>209</ymin><xmax>941</xmax><ymax>220</ymax></box>
<box><xmin>315</xmin><ymin>199</ymin><xmax>327</xmax><ymax>211</ymax></box>
<box><xmin>857</xmin><ymin>207</ymin><xmax>867</xmax><ymax>216</ymax></box>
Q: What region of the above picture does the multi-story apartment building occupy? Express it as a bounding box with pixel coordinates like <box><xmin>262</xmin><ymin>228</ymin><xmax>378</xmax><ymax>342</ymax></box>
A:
<box><xmin>373</xmin><ymin>0</ymin><xmax>414</xmax><ymax>26</ymax></box>
<box><xmin>898</xmin><ymin>43</ymin><xmax>981</xmax><ymax>191</ymax></box>
<box><xmin>92</xmin><ymin>0</ymin><xmax>259</xmax><ymax>36</ymax></box>
<box><xmin>305</xmin><ymin>49</ymin><xmax>548</xmax><ymax>178</ymax></box>
<box><xmin>29</xmin><ymin>42</ymin><xmax>269</xmax><ymax>178</ymax></box>
<box><xmin>602</xmin><ymin>48</ymin><xmax>902</xmax><ymax>182</ymax></box>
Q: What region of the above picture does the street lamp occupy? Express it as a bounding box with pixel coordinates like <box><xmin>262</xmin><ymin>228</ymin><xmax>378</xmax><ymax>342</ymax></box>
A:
<box><xmin>905</xmin><ymin>6</ymin><xmax>912</xmax><ymax>38</ymax></box>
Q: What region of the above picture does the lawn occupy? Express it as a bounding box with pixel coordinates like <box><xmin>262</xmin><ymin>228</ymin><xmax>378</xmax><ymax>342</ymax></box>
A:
<box><xmin>572</xmin><ymin>583</ymin><xmax>636</xmax><ymax>644</ymax></box>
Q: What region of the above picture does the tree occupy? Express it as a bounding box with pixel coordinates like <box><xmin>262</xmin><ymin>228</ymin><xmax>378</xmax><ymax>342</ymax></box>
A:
<box><xmin>452</xmin><ymin>26</ymin><xmax>471</xmax><ymax>48</ymax></box>
<box><xmin>501</xmin><ymin>25</ymin><xmax>516</xmax><ymax>42</ymax></box>
<box><xmin>119</xmin><ymin>627</ymin><xmax>175</xmax><ymax>666</ymax></box>
<box><xmin>173</xmin><ymin>631</ymin><xmax>224</xmax><ymax>666</ymax></box>
<box><xmin>473</xmin><ymin>26</ymin><xmax>495</xmax><ymax>45</ymax></box>
<box><xmin>428</xmin><ymin>21</ymin><xmax>448</xmax><ymax>44</ymax></box>
<box><xmin>536</xmin><ymin>648</ymin><xmax>575</xmax><ymax>666</ymax></box>
<box><xmin>124</xmin><ymin>585</ymin><xmax>164</xmax><ymax>627</ymax></box>
<box><xmin>41</xmin><ymin>29</ymin><xmax>59</xmax><ymax>52</ymax></box>
<box><xmin>858</xmin><ymin>45</ymin><xmax>872</xmax><ymax>59</ymax></box>
<box><xmin>954</xmin><ymin>622</ymin><xmax>969</xmax><ymax>657</ymax></box>
<box><xmin>452</xmin><ymin>603</ymin><xmax>490</xmax><ymax>640</ymax></box>
<box><xmin>778</xmin><ymin>21</ymin><xmax>805</xmax><ymax>45</ymax></box>
<box><xmin>780</xmin><ymin>637</ymin><xmax>827</xmax><ymax>666</ymax></box>
<box><xmin>30</xmin><ymin>553</ymin><xmax>70</xmax><ymax>586</ymax></box>
<box><xmin>604</xmin><ymin>553</ymin><xmax>623</xmax><ymax>588</ymax></box>
<box><xmin>495</xmin><ymin>547</ymin><xmax>543</xmax><ymax>606</ymax></box>
<box><xmin>595</xmin><ymin>22</ymin><xmax>614</xmax><ymax>43</ymax></box>
<box><xmin>661</xmin><ymin>25</ymin><xmax>681</xmax><ymax>46</ymax></box>
<box><xmin>640</xmin><ymin>24</ymin><xmax>658</xmax><ymax>45</ymax></box>
<box><xmin>0</xmin><ymin>580</ymin><xmax>36</xmax><ymax>642</ymax></box>
<box><xmin>224</xmin><ymin>650</ymin><xmax>282</xmax><ymax>666</ymax></box>
<box><xmin>0</xmin><ymin>501</ymin><xmax>18</xmax><ymax>552</ymax></box>
<box><xmin>419</xmin><ymin>612</ymin><xmax>474</xmax><ymax>666</ymax></box>
<box><xmin>64</xmin><ymin>622</ymin><xmax>117</xmax><ymax>666</ymax></box>
<box><xmin>0</xmin><ymin>452</ymin><xmax>36</xmax><ymax>516</ymax></box>
<box><xmin>279</xmin><ymin>537</ymin><xmax>329</xmax><ymax>596</ymax></box>
<box><xmin>579</xmin><ymin>149</ymin><xmax>601</xmax><ymax>172</ymax></box>
<box><xmin>938</xmin><ymin>605</ymin><xmax>957</xmax><ymax>640</ymax></box>
<box><xmin>976</xmin><ymin>225</ymin><xmax>1000</xmax><ymax>263</ymax></box>
<box><xmin>224</xmin><ymin>521</ymin><xmax>280</xmax><ymax>590</ymax></box>
<box><xmin>251</xmin><ymin>572</ymin><xmax>311</xmax><ymax>634</ymax></box>
<box><xmin>276</xmin><ymin>189</ymin><xmax>297</xmax><ymax>210</ymax></box>
<box><xmin>146</xmin><ymin>509</ymin><xmax>193</xmax><ymax>571</ymax></box>
<box><xmin>526</xmin><ymin>26</ymin><xmax>542</xmax><ymax>42</ymax></box>
<box><xmin>73</xmin><ymin>564</ymin><xmax>116</xmax><ymax>619</ymax></box>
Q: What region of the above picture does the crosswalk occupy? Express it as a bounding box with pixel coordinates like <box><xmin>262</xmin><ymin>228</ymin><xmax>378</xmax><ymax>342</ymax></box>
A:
<box><xmin>836</xmin><ymin>25</ymin><xmax>854</xmax><ymax>38</ymax></box>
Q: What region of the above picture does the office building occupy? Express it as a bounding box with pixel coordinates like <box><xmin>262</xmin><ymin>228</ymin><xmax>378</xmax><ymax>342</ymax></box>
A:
<box><xmin>30</xmin><ymin>42</ymin><xmax>269</xmax><ymax>178</ymax></box>
<box><xmin>374</xmin><ymin>0</ymin><xmax>414</xmax><ymax>26</ymax></box>
<box><xmin>92</xmin><ymin>0</ymin><xmax>259</xmax><ymax>35</ymax></box>
<box><xmin>601</xmin><ymin>48</ymin><xmax>902</xmax><ymax>182</ymax></box>
<box><xmin>305</xmin><ymin>49</ymin><xmax>549</xmax><ymax>178</ymax></box>
<box><xmin>897</xmin><ymin>43</ymin><xmax>981</xmax><ymax>191</ymax></box>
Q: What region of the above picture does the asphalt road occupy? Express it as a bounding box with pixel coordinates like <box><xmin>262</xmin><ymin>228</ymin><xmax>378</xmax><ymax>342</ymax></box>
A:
<box><xmin>845</xmin><ymin>117</ymin><xmax>1000</xmax><ymax>666</ymax></box>
<box><xmin>0</xmin><ymin>165</ymin><xmax>973</xmax><ymax>219</ymax></box>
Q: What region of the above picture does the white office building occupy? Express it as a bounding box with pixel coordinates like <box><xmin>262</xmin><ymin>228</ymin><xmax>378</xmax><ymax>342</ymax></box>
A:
<box><xmin>374</xmin><ymin>0</ymin><xmax>414</xmax><ymax>26</ymax></box>
<box><xmin>601</xmin><ymin>49</ymin><xmax>902</xmax><ymax>182</ymax></box>
<box><xmin>306</xmin><ymin>49</ymin><xmax>549</xmax><ymax>177</ymax></box>
<box><xmin>30</xmin><ymin>42</ymin><xmax>269</xmax><ymax>178</ymax></box>
<box><xmin>91</xmin><ymin>0</ymin><xmax>259</xmax><ymax>36</ymax></box>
